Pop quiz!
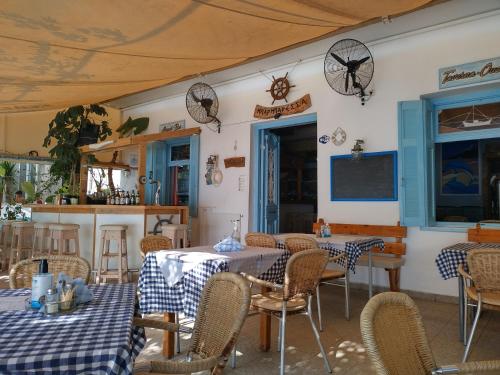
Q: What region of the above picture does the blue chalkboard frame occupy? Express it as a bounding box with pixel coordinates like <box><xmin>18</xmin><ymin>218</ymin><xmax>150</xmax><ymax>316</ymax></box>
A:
<box><xmin>330</xmin><ymin>151</ymin><xmax>398</xmax><ymax>201</ymax></box>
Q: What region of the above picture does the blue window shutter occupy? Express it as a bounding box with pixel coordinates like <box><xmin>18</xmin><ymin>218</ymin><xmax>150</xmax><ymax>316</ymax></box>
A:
<box><xmin>189</xmin><ymin>134</ymin><xmax>200</xmax><ymax>217</ymax></box>
<box><xmin>398</xmin><ymin>100</ymin><xmax>426</xmax><ymax>226</ymax></box>
<box><xmin>145</xmin><ymin>143</ymin><xmax>153</xmax><ymax>204</ymax></box>
<box><xmin>423</xmin><ymin>100</ymin><xmax>435</xmax><ymax>225</ymax></box>
<box><xmin>146</xmin><ymin>142</ymin><xmax>166</xmax><ymax>205</ymax></box>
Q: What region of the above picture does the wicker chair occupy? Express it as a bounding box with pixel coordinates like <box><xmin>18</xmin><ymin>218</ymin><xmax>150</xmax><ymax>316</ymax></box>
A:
<box><xmin>140</xmin><ymin>235</ymin><xmax>173</xmax><ymax>258</ymax></box>
<box><xmin>360</xmin><ymin>292</ymin><xmax>500</xmax><ymax>375</ymax></box>
<box><xmin>458</xmin><ymin>249</ymin><xmax>500</xmax><ymax>362</ymax></box>
<box><xmin>242</xmin><ymin>249</ymin><xmax>332</xmax><ymax>375</ymax></box>
<box><xmin>133</xmin><ymin>272</ymin><xmax>250</xmax><ymax>375</ymax></box>
<box><xmin>285</xmin><ymin>235</ymin><xmax>350</xmax><ymax>330</ymax></box>
<box><xmin>9</xmin><ymin>255</ymin><xmax>91</xmax><ymax>288</ymax></box>
<box><xmin>245</xmin><ymin>232</ymin><xmax>276</xmax><ymax>248</ymax></box>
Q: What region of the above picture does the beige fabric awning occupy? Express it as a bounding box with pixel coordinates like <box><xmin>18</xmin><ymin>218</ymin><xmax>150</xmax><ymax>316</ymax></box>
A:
<box><xmin>0</xmin><ymin>0</ymin><xmax>433</xmax><ymax>113</ymax></box>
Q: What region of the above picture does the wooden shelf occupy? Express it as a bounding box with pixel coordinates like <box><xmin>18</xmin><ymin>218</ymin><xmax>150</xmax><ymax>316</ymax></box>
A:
<box><xmin>79</xmin><ymin>127</ymin><xmax>201</xmax><ymax>154</ymax></box>
<box><xmin>87</xmin><ymin>161</ymin><xmax>135</xmax><ymax>170</ymax></box>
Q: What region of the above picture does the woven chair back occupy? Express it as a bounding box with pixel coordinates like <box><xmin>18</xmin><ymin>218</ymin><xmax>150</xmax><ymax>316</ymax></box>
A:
<box><xmin>245</xmin><ymin>232</ymin><xmax>276</xmax><ymax>248</ymax></box>
<box><xmin>284</xmin><ymin>236</ymin><xmax>319</xmax><ymax>254</ymax></box>
<box><xmin>9</xmin><ymin>255</ymin><xmax>91</xmax><ymax>288</ymax></box>
<box><xmin>189</xmin><ymin>272</ymin><xmax>251</xmax><ymax>362</ymax></box>
<box><xmin>360</xmin><ymin>292</ymin><xmax>436</xmax><ymax>375</ymax></box>
<box><xmin>283</xmin><ymin>249</ymin><xmax>328</xmax><ymax>300</ymax></box>
<box><xmin>140</xmin><ymin>235</ymin><xmax>173</xmax><ymax>258</ymax></box>
<box><xmin>467</xmin><ymin>248</ymin><xmax>500</xmax><ymax>291</ymax></box>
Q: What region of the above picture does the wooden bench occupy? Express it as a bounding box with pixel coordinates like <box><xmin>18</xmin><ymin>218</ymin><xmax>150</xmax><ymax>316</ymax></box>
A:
<box><xmin>468</xmin><ymin>223</ymin><xmax>500</xmax><ymax>243</ymax></box>
<box><xmin>312</xmin><ymin>219</ymin><xmax>407</xmax><ymax>291</ymax></box>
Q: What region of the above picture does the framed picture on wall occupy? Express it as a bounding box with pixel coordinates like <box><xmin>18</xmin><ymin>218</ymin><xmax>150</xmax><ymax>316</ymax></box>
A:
<box><xmin>438</xmin><ymin>102</ymin><xmax>500</xmax><ymax>134</ymax></box>
<box><xmin>159</xmin><ymin>120</ymin><xmax>185</xmax><ymax>132</ymax></box>
<box><xmin>440</xmin><ymin>140</ymin><xmax>479</xmax><ymax>195</ymax></box>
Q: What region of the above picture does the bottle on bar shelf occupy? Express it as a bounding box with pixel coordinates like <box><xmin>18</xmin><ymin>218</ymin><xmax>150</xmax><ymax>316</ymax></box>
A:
<box><xmin>130</xmin><ymin>190</ymin><xmax>136</xmax><ymax>205</ymax></box>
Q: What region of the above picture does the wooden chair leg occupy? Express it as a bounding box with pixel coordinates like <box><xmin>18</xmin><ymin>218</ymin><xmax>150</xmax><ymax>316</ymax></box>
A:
<box><xmin>387</xmin><ymin>268</ymin><xmax>400</xmax><ymax>292</ymax></box>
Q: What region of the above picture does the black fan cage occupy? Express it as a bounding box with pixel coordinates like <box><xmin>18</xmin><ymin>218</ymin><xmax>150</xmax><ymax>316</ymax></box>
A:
<box><xmin>324</xmin><ymin>38</ymin><xmax>374</xmax><ymax>96</ymax></box>
<box><xmin>186</xmin><ymin>82</ymin><xmax>219</xmax><ymax>124</ymax></box>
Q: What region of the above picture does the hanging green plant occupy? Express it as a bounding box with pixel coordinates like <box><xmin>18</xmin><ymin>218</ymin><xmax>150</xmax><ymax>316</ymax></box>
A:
<box><xmin>43</xmin><ymin>104</ymin><xmax>112</xmax><ymax>195</ymax></box>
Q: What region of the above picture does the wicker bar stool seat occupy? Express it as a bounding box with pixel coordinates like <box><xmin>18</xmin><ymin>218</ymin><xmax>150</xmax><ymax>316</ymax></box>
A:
<box><xmin>9</xmin><ymin>221</ymin><xmax>34</xmax><ymax>270</ymax></box>
<box><xmin>48</xmin><ymin>223</ymin><xmax>80</xmax><ymax>257</ymax></box>
<box><xmin>97</xmin><ymin>225</ymin><xmax>129</xmax><ymax>283</ymax></box>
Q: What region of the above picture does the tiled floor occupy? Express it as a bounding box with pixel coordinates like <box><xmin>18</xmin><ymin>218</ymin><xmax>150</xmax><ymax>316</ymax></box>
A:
<box><xmin>137</xmin><ymin>287</ymin><xmax>500</xmax><ymax>374</ymax></box>
<box><xmin>2</xmin><ymin>273</ymin><xmax>498</xmax><ymax>374</ymax></box>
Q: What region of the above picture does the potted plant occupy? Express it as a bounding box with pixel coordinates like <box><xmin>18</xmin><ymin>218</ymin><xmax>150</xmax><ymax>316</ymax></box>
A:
<box><xmin>0</xmin><ymin>161</ymin><xmax>16</xmax><ymax>203</ymax></box>
<box><xmin>43</xmin><ymin>104</ymin><xmax>112</xmax><ymax>197</ymax></box>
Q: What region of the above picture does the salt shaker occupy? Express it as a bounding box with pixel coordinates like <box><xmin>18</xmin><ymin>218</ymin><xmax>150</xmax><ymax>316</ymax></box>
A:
<box><xmin>46</xmin><ymin>288</ymin><xmax>59</xmax><ymax>314</ymax></box>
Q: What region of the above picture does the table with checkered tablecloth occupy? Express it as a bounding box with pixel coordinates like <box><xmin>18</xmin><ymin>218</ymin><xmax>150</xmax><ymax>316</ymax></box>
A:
<box><xmin>435</xmin><ymin>242</ymin><xmax>500</xmax><ymax>279</ymax></box>
<box><xmin>274</xmin><ymin>233</ymin><xmax>385</xmax><ymax>272</ymax></box>
<box><xmin>139</xmin><ymin>246</ymin><xmax>289</xmax><ymax>318</ymax></box>
<box><xmin>0</xmin><ymin>284</ymin><xmax>145</xmax><ymax>375</ymax></box>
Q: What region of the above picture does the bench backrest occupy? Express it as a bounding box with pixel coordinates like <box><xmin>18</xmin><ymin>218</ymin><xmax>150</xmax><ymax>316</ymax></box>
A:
<box><xmin>312</xmin><ymin>219</ymin><xmax>407</xmax><ymax>256</ymax></box>
<box><xmin>468</xmin><ymin>223</ymin><xmax>500</xmax><ymax>243</ymax></box>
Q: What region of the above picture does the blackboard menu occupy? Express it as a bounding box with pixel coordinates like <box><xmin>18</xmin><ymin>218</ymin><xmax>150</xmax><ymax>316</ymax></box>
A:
<box><xmin>330</xmin><ymin>151</ymin><xmax>397</xmax><ymax>201</ymax></box>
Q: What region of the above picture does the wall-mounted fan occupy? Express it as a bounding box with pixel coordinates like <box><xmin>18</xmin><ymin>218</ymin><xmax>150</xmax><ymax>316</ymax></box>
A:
<box><xmin>324</xmin><ymin>39</ymin><xmax>374</xmax><ymax>105</ymax></box>
<box><xmin>186</xmin><ymin>82</ymin><xmax>222</xmax><ymax>133</ymax></box>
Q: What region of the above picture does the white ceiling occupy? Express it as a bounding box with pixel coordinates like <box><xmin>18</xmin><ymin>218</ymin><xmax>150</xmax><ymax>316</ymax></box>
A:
<box><xmin>106</xmin><ymin>0</ymin><xmax>500</xmax><ymax>110</ymax></box>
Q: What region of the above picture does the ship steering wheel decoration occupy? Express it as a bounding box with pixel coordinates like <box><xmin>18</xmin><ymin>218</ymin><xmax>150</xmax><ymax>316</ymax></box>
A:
<box><xmin>267</xmin><ymin>72</ymin><xmax>295</xmax><ymax>104</ymax></box>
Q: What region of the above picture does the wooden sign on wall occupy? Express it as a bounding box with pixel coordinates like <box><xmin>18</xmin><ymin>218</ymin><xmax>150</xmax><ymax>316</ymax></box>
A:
<box><xmin>439</xmin><ymin>56</ymin><xmax>500</xmax><ymax>89</ymax></box>
<box><xmin>254</xmin><ymin>94</ymin><xmax>311</xmax><ymax>119</ymax></box>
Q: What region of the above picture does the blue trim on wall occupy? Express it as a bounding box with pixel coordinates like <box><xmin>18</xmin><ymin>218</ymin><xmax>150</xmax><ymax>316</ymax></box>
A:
<box><xmin>250</xmin><ymin>113</ymin><xmax>317</xmax><ymax>232</ymax></box>
<box><xmin>330</xmin><ymin>151</ymin><xmax>398</xmax><ymax>202</ymax></box>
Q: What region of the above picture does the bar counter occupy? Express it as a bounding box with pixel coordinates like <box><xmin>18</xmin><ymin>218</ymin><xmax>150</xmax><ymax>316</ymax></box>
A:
<box><xmin>28</xmin><ymin>204</ymin><xmax>189</xmax><ymax>271</ymax></box>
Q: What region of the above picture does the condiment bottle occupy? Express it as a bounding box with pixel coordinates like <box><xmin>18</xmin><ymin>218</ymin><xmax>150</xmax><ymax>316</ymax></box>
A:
<box><xmin>45</xmin><ymin>288</ymin><xmax>59</xmax><ymax>314</ymax></box>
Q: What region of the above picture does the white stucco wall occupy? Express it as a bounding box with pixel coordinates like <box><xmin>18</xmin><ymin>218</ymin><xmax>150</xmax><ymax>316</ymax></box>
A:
<box><xmin>122</xmin><ymin>13</ymin><xmax>500</xmax><ymax>297</ymax></box>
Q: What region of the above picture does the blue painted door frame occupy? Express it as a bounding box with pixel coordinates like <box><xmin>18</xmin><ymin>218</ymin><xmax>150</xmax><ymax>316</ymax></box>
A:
<box><xmin>250</xmin><ymin>113</ymin><xmax>317</xmax><ymax>232</ymax></box>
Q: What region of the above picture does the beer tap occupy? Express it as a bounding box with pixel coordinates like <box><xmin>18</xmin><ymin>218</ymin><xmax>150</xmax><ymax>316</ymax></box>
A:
<box><xmin>149</xmin><ymin>171</ymin><xmax>161</xmax><ymax>206</ymax></box>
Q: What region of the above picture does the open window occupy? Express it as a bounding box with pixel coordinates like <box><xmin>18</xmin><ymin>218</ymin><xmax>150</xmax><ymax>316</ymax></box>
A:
<box><xmin>398</xmin><ymin>86</ymin><xmax>500</xmax><ymax>229</ymax></box>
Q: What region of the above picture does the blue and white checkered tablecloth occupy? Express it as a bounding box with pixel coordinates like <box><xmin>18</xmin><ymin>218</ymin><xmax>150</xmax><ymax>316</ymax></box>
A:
<box><xmin>436</xmin><ymin>243</ymin><xmax>500</xmax><ymax>280</ymax></box>
<box><xmin>0</xmin><ymin>284</ymin><xmax>145</xmax><ymax>375</ymax></box>
<box><xmin>275</xmin><ymin>234</ymin><xmax>385</xmax><ymax>273</ymax></box>
<box><xmin>139</xmin><ymin>248</ymin><xmax>289</xmax><ymax>318</ymax></box>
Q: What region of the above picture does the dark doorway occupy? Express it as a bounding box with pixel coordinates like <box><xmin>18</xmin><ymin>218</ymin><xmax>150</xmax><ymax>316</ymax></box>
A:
<box><xmin>270</xmin><ymin>123</ymin><xmax>317</xmax><ymax>233</ymax></box>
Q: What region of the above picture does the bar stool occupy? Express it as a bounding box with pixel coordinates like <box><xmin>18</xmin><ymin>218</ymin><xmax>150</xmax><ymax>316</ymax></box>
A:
<box><xmin>96</xmin><ymin>225</ymin><xmax>129</xmax><ymax>284</ymax></box>
<box><xmin>32</xmin><ymin>222</ymin><xmax>55</xmax><ymax>257</ymax></box>
<box><xmin>48</xmin><ymin>224</ymin><xmax>80</xmax><ymax>256</ymax></box>
<box><xmin>161</xmin><ymin>224</ymin><xmax>189</xmax><ymax>248</ymax></box>
<box><xmin>0</xmin><ymin>221</ymin><xmax>12</xmax><ymax>270</ymax></box>
<box><xmin>9</xmin><ymin>221</ymin><xmax>35</xmax><ymax>270</ymax></box>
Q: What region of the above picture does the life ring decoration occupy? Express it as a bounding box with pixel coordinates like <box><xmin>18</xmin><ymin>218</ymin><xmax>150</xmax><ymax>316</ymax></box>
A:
<box><xmin>332</xmin><ymin>127</ymin><xmax>347</xmax><ymax>146</ymax></box>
